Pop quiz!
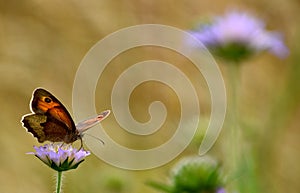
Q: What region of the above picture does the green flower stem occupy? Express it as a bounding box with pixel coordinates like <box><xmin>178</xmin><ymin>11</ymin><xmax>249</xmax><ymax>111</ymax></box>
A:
<box><xmin>56</xmin><ymin>171</ymin><xmax>63</xmax><ymax>193</ymax></box>
<box><xmin>227</xmin><ymin>63</ymin><xmax>261</xmax><ymax>193</ymax></box>
<box><xmin>228</xmin><ymin>62</ymin><xmax>241</xmax><ymax>169</ymax></box>
<box><xmin>224</xmin><ymin>62</ymin><xmax>243</xmax><ymax>193</ymax></box>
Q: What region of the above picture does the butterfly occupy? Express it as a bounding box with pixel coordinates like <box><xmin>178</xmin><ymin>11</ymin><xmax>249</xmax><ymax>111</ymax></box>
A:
<box><xmin>21</xmin><ymin>88</ymin><xmax>110</xmax><ymax>147</ymax></box>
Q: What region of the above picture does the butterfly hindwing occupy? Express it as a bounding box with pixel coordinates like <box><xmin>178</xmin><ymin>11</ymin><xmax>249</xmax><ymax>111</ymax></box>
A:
<box><xmin>41</xmin><ymin>114</ymin><xmax>77</xmax><ymax>143</ymax></box>
<box><xmin>22</xmin><ymin>112</ymin><xmax>77</xmax><ymax>143</ymax></box>
<box><xmin>22</xmin><ymin>114</ymin><xmax>47</xmax><ymax>143</ymax></box>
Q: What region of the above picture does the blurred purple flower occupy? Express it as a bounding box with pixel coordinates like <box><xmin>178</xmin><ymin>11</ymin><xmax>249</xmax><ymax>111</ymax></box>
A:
<box><xmin>28</xmin><ymin>144</ymin><xmax>90</xmax><ymax>171</ymax></box>
<box><xmin>189</xmin><ymin>11</ymin><xmax>289</xmax><ymax>61</ymax></box>
<box><xmin>216</xmin><ymin>188</ymin><xmax>226</xmax><ymax>193</ymax></box>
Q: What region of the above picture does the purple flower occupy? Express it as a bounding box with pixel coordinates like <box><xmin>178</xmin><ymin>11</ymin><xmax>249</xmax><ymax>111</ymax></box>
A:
<box><xmin>189</xmin><ymin>11</ymin><xmax>289</xmax><ymax>61</ymax></box>
<box><xmin>28</xmin><ymin>144</ymin><xmax>90</xmax><ymax>171</ymax></box>
<box><xmin>216</xmin><ymin>188</ymin><xmax>226</xmax><ymax>193</ymax></box>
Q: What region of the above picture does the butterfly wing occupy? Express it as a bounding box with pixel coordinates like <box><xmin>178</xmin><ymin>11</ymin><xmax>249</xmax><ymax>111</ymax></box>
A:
<box><xmin>22</xmin><ymin>114</ymin><xmax>47</xmax><ymax>143</ymax></box>
<box><xmin>21</xmin><ymin>88</ymin><xmax>78</xmax><ymax>143</ymax></box>
<box><xmin>31</xmin><ymin>88</ymin><xmax>76</xmax><ymax>131</ymax></box>
<box><xmin>76</xmin><ymin>110</ymin><xmax>110</xmax><ymax>133</ymax></box>
<box><xmin>22</xmin><ymin>114</ymin><xmax>71</xmax><ymax>143</ymax></box>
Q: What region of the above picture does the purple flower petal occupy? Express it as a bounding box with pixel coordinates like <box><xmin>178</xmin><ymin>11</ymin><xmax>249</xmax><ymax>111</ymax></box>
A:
<box><xmin>216</xmin><ymin>188</ymin><xmax>226</xmax><ymax>193</ymax></box>
<box><xmin>28</xmin><ymin>144</ymin><xmax>90</xmax><ymax>171</ymax></box>
<box><xmin>189</xmin><ymin>10</ymin><xmax>288</xmax><ymax>60</ymax></box>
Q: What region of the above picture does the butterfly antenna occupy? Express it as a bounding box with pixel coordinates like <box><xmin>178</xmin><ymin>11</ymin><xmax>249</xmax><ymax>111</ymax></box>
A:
<box><xmin>82</xmin><ymin>133</ymin><xmax>105</xmax><ymax>145</ymax></box>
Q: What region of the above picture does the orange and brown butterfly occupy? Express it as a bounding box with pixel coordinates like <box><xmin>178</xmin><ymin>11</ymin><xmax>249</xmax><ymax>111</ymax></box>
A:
<box><xmin>21</xmin><ymin>88</ymin><xmax>110</xmax><ymax>146</ymax></box>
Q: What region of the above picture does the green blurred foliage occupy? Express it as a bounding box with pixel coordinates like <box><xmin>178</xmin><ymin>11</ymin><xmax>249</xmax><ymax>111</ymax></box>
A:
<box><xmin>148</xmin><ymin>156</ymin><xmax>224</xmax><ymax>193</ymax></box>
<box><xmin>0</xmin><ymin>0</ymin><xmax>299</xmax><ymax>193</ymax></box>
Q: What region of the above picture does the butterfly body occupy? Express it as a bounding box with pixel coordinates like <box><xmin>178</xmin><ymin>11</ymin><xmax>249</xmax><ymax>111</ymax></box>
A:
<box><xmin>22</xmin><ymin>88</ymin><xmax>110</xmax><ymax>144</ymax></box>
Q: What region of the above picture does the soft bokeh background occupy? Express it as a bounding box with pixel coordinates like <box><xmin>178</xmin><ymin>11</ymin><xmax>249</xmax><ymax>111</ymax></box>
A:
<box><xmin>1</xmin><ymin>0</ymin><xmax>299</xmax><ymax>193</ymax></box>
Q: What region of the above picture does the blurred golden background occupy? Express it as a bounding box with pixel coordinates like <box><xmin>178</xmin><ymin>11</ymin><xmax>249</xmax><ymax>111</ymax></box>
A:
<box><xmin>1</xmin><ymin>0</ymin><xmax>299</xmax><ymax>193</ymax></box>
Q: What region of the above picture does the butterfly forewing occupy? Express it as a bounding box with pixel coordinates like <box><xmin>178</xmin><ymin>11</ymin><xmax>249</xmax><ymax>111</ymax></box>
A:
<box><xmin>76</xmin><ymin>110</ymin><xmax>111</xmax><ymax>133</ymax></box>
<box><xmin>32</xmin><ymin>88</ymin><xmax>76</xmax><ymax>132</ymax></box>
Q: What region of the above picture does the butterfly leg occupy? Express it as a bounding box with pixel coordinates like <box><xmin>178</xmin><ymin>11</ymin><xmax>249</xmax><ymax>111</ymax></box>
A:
<box><xmin>59</xmin><ymin>142</ymin><xmax>65</xmax><ymax>148</ymax></box>
<box><xmin>79</xmin><ymin>136</ymin><xmax>83</xmax><ymax>150</ymax></box>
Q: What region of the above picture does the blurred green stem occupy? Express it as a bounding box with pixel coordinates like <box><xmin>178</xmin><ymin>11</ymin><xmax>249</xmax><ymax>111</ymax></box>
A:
<box><xmin>227</xmin><ymin>63</ymin><xmax>260</xmax><ymax>193</ymax></box>
<box><xmin>56</xmin><ymin>171</ymin><xmax>63</xmax><ymax>193</ymax></box>
<box><xmin>228</xmin><ymin>62</ymin><xmax>241</xmax><ymax>169</ymax></box>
